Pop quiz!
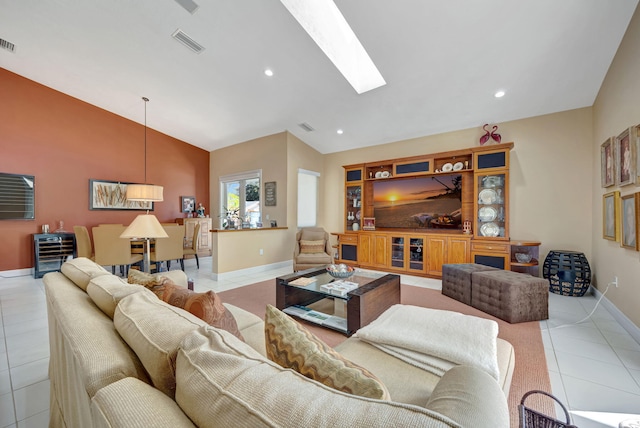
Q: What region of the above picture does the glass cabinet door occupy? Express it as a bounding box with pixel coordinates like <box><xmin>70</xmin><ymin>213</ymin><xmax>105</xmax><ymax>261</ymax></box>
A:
<box><xmin>390</xmin><ymin>236</ymin><xmax>405</xmax><ymax>269</ymax></box>
<box><xmin>345</xmin><ymin>185</ymin><xmax>362</xmax><ymax>231</ymax></box>
<box><xmin>476</xmin><ymin>173</ymin><xmax>507</xmax><ymax>239</ymax></box>
<box><xmin>408</xmin><ymin>237</ymin><xmax>424</xmax><ymax>271</ymax></box>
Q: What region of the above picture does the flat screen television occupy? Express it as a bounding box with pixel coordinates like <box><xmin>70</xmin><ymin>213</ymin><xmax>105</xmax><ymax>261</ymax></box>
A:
<box><xmin>372</xmin><ymin>174</ymin><xmax>461</xmax><ymax>229</ymax></box>
<box><xmin>0</xmin><ymin>172</ymin><xmax>35</xmax><ymax>220</ymax></box>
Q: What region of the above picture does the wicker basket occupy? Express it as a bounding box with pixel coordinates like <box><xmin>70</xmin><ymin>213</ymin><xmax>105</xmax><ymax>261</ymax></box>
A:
<box><xmin>542</xmin><ymin>250</ymin><xmax>591</xmax><ymax>297</ymax></box>
<box><xmin>519</xmin><ymin>390</ymin><xmax>577</xmax><ymax>428</ymax></box>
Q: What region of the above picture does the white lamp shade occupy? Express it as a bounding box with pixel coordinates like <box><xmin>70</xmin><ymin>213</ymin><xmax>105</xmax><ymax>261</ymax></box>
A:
<box><xmin>126</xmin><ymin>184</ymin><xmax>164</xmax><ymax>202</ymax></box>
<box><xmin>120</xmin><ymin>214</ymin><xmax>169</xmax><ymax>239</ymax></box>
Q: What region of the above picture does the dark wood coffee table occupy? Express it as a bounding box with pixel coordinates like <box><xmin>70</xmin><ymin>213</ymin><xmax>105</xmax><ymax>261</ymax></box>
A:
<box><xmin>276</xmin><ymin>267</ymin><xmax>400</xmax><ymax>336</ymax></box>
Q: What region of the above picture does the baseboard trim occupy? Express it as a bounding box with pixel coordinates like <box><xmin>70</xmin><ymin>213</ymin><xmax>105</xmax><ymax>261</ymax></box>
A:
<box><xmin>0</xmin><ymin>268</ymin><xmax>33</xmax><ymax>278</ymax></box>
<box><xmin>212</xmin><ymin>260</ymin><xmax>292</xmax><ymax>281</ymax></box>
<box><xmin>590</xmin><ymin>285</ymin><xmax>640</xmax><ymax>345</ymax></box>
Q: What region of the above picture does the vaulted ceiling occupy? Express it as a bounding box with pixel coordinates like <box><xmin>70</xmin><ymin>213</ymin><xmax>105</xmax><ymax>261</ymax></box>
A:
<box><xmin>1</xmin><ymin>0</ymin><xmax>637</xmax><ymax>153</ymax></box>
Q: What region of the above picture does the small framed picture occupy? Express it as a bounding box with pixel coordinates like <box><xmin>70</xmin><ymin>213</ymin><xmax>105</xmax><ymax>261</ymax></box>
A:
<box><xmin>181</xmin><ymin>196</ymin><xmax>195</xmax><ymax>213</ymax></box>
<box><xmin>601</xmin><ymin>137</ymin><xmax>615</xmax><ymax>187</ymax></box>
<box><xmin>615</xmin><ymin>127</ymin><xmax>637</xmax><ymax>187</ymax></box>
<box><xmin>362</xmin><ymin>217</ymin><xmax>376</xmax><ymax>230</ymax></box>
<box><xmin>602</xmin><ymin>191</ymin><xmax>620</xmax><ymax>241</ymax></box>
<box><xmin>621</xmin><ymin>193</ymin><xmax>639</xmax><ymax>250</ymax></box>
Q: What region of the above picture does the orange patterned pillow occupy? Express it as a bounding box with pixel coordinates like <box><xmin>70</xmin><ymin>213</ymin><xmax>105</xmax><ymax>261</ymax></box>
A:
<box><xmin>153</xmin><ymin>281</ymin><xmax>244</xmax><ymax>341</ymax></box>
<box><xmin>264</xmin><ymin>304</ymin><xmax>390</xmax><ymax>400</ymax></box>
<box><xmin>300</xmin><ymin>239</ymin><xmax>325</xmax><ymax>254</ymax></box>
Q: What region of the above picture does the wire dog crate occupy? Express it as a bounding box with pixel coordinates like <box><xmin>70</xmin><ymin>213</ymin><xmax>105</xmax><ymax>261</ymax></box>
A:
<box><xmin>519</xmin><ymin>390</ymin><xmax>577</xmax><ymax>428</ymax></box>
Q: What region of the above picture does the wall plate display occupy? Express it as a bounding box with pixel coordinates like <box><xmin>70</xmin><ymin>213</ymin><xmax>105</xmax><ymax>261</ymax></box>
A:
<box><xmin>478</xmin><ymin>206</ymin><xmax>497</xmax><ymax>222</ymax></box>
<box><xmin>480</xmin><ymin>222</ymin><xmax>500</xmax><ymax>237</ymax></box>
<box><xmin>478</xmin><ymin>188</ymin><xmax>498</xmax><ymax>204</ymax></box>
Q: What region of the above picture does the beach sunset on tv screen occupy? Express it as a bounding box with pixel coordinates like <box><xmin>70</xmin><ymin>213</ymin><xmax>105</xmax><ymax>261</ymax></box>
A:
<box><xmin>372</xmin><ymin>175</ymin><xmax>462</xmax><ymax>228</ymax></box>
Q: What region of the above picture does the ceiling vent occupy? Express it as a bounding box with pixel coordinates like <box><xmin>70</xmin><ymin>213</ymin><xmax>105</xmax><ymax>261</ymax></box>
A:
<box><xmin>298</xmin><ymin>122</ymin><xmax>315</xmax><ymax>132</ymax></box>
<box><xmin>0</xmin><ymin>38</ymin><xmax>16</xmax><ymax>53</ymax></box>
<box><xmin>174</xmin><ymin>0</ymin><xmax>199</xmax><ymax>14</ymax></box>
<box><xmin>172</xmin><ymin>29</ymin><xmax>205</xmax><ymax>54</ymax></box>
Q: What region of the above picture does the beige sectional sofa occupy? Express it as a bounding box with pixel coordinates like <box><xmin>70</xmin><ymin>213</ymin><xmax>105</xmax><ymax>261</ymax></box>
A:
<box><xmin>44</xmin><ymin>258</ymin><xmax>515</xmax><ymax>428</ymax></box>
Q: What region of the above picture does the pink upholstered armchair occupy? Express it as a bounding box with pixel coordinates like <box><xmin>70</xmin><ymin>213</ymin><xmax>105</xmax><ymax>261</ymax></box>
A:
<box><xmin>293</xmin><ymin>227</ymin><xmax>334</xmax><ymax>271</ymax></box>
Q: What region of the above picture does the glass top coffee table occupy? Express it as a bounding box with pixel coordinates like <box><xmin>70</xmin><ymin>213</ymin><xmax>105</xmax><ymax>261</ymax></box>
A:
<box><xmin>276</xmin><ymin>266</ymin><xmax>401</xmax><ymax>336</ymax></box>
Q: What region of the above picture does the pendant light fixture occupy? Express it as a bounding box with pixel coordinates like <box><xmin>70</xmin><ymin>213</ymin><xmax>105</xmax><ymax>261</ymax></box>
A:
<box><xmin>126</xmin><ymin>97</ymin><xmax>164</xmax><ymax>202</ymax></box>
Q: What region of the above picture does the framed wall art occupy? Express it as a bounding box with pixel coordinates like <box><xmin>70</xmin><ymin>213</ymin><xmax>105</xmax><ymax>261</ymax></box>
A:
<box><xmin>621</xmin><ymin>192</ymin><xmax>639</xmax><ymax>250</ymax></box>
<box><xmin>362</xmin><ymin>217</ymin><xmax>376</xmax><ymax>231</ymax></box>
<box><xmin>264</xmin><ymin>181</ymin><xmax>277</xmax><ymax>206</ymax></box>
<box><xmin>634</xmin><ymin>125</ymin><xmax>640</xmax><ymax>180</ymax></box>
<box><xmin>89</xmin><ymin>179</ymin><xmax>153</xmax><ymax>211</ymax></box>
<box><xmin>615</xmin><ymin>127</ymin><xmax>637</xmax><ymax>187</ymax></box>
<box><xmin>601</xmin><ymin>137</ymin><xmax>615</xmax><ymax>187</ymax></box>
<box><xmin>181</xmin><ymin>196</ymin><xmax>195</xmax><ymax>213</ymax></box>
<box><xmin>602</xmin><ymin>191</ymin><xmax>620</xmax><ymax>241</ymax></box>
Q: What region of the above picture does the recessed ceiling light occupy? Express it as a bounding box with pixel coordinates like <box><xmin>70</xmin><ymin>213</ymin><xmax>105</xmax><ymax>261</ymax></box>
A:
<box><xmin>264</xmin><ymin>69</ymin><xmax>274</xmax><ymax>77</ymax></box>
<box><xmin>337</xmin><ymin>129</ymin><xmax>344</xmax><ymax>135</ymax></box>
<box><xmin>280</xmin><ymin>0</ymin><xmax>386</xmax><ymax>94</ymax></box>
<box><xmin>494</xmin><ymin>90</ymin><xmax>505</xmax><ymax>98</ymax></box>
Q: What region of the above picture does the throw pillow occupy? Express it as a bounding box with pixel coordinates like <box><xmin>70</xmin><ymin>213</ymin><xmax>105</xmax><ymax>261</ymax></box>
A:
<box><xmin>128</xmin><ymin>269</ymin><xmax>166</xmax><ymax>288</ymax></box>
<box><xmin>300</xmin><ymin>239</ymin><xmax>325</xmax><ymax>254</ymax></box>
<box><xmin>264</xmin><ymin>304</ymin><xmax>390</xmax><ymax>400</ymax></box>
<box><xmin>152</xmin><ymin>281</ymin><xmax>244</xmax><ymax>341</ymax></box>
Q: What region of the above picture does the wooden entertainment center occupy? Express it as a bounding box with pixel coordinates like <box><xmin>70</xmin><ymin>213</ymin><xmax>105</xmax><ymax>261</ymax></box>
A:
<box><xmin>334</xmin><ymin>142</ymin><xmax>540</xmax><ymax>278</ymax></box>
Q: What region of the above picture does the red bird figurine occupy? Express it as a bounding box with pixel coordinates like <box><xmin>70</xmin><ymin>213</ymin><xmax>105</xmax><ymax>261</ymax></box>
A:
<box><xmin>491</xmin><ymin>125</ymin><xmax>501</xmax><ymax>143</ymax></box>
<box><xmin>480</xmin><ymin>124</ymin><xmax>491</xmax><ymax>145</ymax></box>
<box><xmin>479</xmin><ymin>124</ymin><xmax>502</xmax><ymax>145</ymax></box>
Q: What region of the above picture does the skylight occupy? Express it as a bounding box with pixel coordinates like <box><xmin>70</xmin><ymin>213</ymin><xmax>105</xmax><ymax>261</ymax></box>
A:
<box><xmin>280</xmin><ymin>0</ymin><xmax>386</xmax><ymax>94</ymax></box>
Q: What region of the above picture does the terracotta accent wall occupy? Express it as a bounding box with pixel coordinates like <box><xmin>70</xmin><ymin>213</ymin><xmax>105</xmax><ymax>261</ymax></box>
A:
<box><xmin>0</xmin><ymin>68</ymin><xmax>209</xmax><ymax>271</ymax></box>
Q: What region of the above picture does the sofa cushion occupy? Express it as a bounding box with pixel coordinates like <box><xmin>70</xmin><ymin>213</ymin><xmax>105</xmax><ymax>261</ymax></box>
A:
<box><xmin>91</xmin><ymin>377</ymin><xmax>196</xmax><ymax>428</ymax></box>
<box><xmin>299</xmin><ymin>239</ymin><xmax>326</xmax><ymax>254</ymax></box>
<box><xmin>425</xmin><ymin>365</ymin><xmax>509</xmax><ymax>428</ymax></box>
<box><xmin>61</xmin><ymin>257</ymin><xmax>111</xmax><ymax>291</ymax></box>
<box><xmin>87</xmin><ymin>274</ymin><xmax>155</xmax><ymax>319</ymax></box>
<box><xmin>300</xmin><ymin>228</ymin><xmax>326</xmax><ymax>241</ymax></box>
<box><xmin>295</xmin><ymin>253</ymin><xmax>333</xmax><ymax>265</ymax></box>
<box><xmin>264</xmin><ymin>304</ymin><xmax>389</xmax><ymax>400</ymax></box>
<box><xmin>152</xmin><ymin>281</ymin><xmax>244</xmax><ymax>341</ymax></box>
<box><xmin>127</xmin><ymin>269</ymin><xmax>188</xmax><ymax>289</ymax></box>
<box><xmin>43</xmin><ymin>272</ymin><xmax>150</xmax><ymax>400</ymax></box>
<box><xmin>175</xmin><ymin>326</ymin><xmax>458</xmax><ymax>428</ymax></box>
<box><xmin>114</xmin><ymin>291</ymin><xmax>208</xmax><ymax>398</ymax></box>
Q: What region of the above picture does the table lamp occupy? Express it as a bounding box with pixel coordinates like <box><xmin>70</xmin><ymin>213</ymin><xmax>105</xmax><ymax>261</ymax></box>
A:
<box><xmin>120</xmin><ymin>213</ymin><xmax>168</xmax><ymax>273</ymax></box>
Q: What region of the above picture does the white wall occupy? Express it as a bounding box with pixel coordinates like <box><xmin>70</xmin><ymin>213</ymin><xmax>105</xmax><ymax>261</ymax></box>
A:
<box><xmin>592</xmin><ymin>5</ymin><xmax>640</xmax><ymax>327</ymax></box>
<box><xmin>323</xmin><ymin>108</ymin><xmax>593</xmax><ymax>266</ymax></box>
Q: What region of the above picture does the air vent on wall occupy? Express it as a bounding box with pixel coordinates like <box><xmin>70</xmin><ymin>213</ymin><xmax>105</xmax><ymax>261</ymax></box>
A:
<box><xmin>298</xmin><ymin>122</ymin><xmax>315</xmax><ymax>132</ymax></box>
<box><xmin>174</xmin><ymin>0</ymin><xmax>199</xmax><ymax>14</ymax></box>
<box><xmin>171</xmin><ymin>29</ymin><xmax>205</xmax><ymax>54</ymax></box>
<box><xmin>0</xmin><ymin>38</ymin><xmax>16</xmax><ymax>53</ymax></box>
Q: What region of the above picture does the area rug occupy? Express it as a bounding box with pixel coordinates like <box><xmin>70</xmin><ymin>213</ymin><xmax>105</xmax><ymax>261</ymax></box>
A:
<box><xmin>219</xmin><ymin>279</ymin><xmax>554</xmax><ymax>427</ymax></box>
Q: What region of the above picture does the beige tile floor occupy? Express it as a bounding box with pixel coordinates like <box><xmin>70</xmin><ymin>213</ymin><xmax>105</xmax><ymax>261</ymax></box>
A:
<box><xmin>1</xmin><ymin>257</ymin><xmax>639</xmax><ymax>427</ymax></box>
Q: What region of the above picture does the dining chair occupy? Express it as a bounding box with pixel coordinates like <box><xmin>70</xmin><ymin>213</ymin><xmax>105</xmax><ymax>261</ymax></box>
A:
<box><xmin>92</xmin><ymin>225</ymin><xmax>144</xmax><ymax>275</ymax></box>
<box><xmin>150</xmin><ymin>224</ymin><xmax>185</xmax><ymax>273</ymax></box>
<box><xmin>73</xmin><ymin>225</ymin><xmax>94</xmax><ymax>260</ymax></box>
<box><xmin>182</xmin><ymin>222</ymin><xmax>200</xmax><ymax>269</ymax></box>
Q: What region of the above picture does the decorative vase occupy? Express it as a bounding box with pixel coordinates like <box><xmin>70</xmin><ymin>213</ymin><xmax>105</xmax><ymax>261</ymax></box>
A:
<box><xmin>352</xmin><ymin>222</ymin><xmax>359</xmax><ymax>231</ymax></box>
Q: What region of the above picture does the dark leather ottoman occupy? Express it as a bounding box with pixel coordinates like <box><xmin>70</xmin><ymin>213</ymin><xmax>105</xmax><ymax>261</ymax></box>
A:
<box><xmin>441</xmin><ymin>263</ymin><xmax>498</xmax><ymax>305</ymax></box>
<box><xmin>470</xmin><ymin>270</ymin><xmax>549</xmax><ymax>323</ymax></box>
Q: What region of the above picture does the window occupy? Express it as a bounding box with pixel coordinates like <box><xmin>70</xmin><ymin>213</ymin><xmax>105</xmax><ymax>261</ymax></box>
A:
<box><xmin>297</xmin><ymin>168</ymin><xmax>319</xmax><ymax>227</ymax></box>
<box><xmin>220</xmin><ymin>170</ymin><xmax>261</xmax><ymax>227</ymax></box>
